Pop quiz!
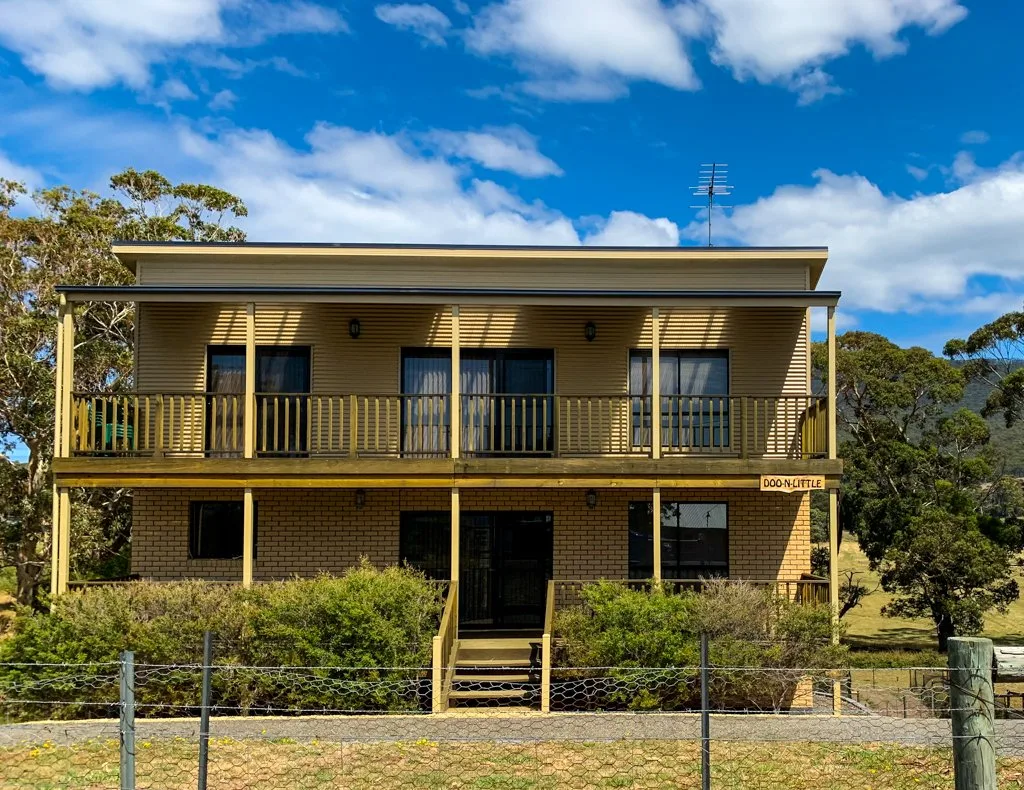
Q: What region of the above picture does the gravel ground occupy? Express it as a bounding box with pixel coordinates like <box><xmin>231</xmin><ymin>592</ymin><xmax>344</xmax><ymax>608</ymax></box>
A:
<box><xmin>3</xmin><ymin>712</ymin><xmax>1023</xmax><ymax>755</ymax></box>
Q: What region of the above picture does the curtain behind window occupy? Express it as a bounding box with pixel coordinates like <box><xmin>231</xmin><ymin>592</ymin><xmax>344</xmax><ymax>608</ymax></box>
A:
<box><xmin>255</xmin><ymin>348</ymin><xmax>310</xmax><ymax>455</ymax></box>
<box><xmin>402</xmin><ymin>353</ymin><xmax>452</xmax><ymax>454</ymax></box>
<box><xmin>207</xmin><ymin>348</ymin><xmax>245</xmax><ymax>456</ymax></box>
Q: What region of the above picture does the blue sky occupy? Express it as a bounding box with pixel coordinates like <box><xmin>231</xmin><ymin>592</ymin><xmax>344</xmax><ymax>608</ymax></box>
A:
<box><xmin>1</xmin><ymin>0</ymin><xmax>1022</xmax><ymax>352</ymax></box>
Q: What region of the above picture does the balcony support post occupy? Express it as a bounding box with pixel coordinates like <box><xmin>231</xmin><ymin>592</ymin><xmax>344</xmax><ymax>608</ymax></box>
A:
<box><xmin>54</xmin><ymin>488</ymin><xmax>70</xmax><ymax>597</ymax></box>
<box><xmin>450</xmin><ymin>488</ymin><xmax>460</xmax><ymax>583</ymax></box>
<box><xmin>827</xmin><ymin>306</ymin><xmax>837</xmax><ymax>461</ymax></box>
<box><xmin>60</xmin><ymin>300</ymin><xmax>74</xmax><ymax>458</ymax></box>
<box><xmin>50</xmin><ymin>299</ymin><xmax>66</xmax><ymax>602</ymax></box>
<box><xmin>652</xmin><ymin>487</ymin><xmax>662</xmax><ymax>583</ymax></box>
<box><xmin>451</xmin><ymin>306</ymin><xmax>460</xmax><ymax>459</ymax></box>
<box><xmin>651</xmin><ymin>307</ymin><xmax>661</xmax><ymax>459</ymax></box>
<box><xmin>244</xmin><ymin>303</ymin><xmax>256</xmax><ymax>459</ymax></box>
<box><xmin>242</xmin><ymin>488</ymin><xmax>255</xmax><ymax>588</ymax></box>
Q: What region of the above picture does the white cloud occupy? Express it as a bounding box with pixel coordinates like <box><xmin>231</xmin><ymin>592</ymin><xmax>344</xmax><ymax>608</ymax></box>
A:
<box><xmin>0</xmin><ymin>149</ymin><xmax>42</xmax><ymax>190</ymax></box>
<box><xmin>960</xmin><ymin>129</ymin><xmax>990</xmax><ymax>145</ymax></box>
<box><xmin>159</xmin><ymin>78</ymin><xmax>197</xmax><ymax>102</ymax></box>
<box><xmin>375</xmin><ymin>3</ymin><xmax>452</xmax><ymax>46</ymax></box>
<box><xmin>208</xmin><ymin>89</ymin><xmax>238</xmax><ymax>111</ymax></box>
<box><xmin>695</xmin><ymin>0</ymin><xmax>967</xmax><ymax>96</ymax></box>
<box><xmin>464</xmin><ymin>0</ymin><xmax>965</xmax><ymax>103</ymax></box>
<box><xmin>466</xmin><ymin>0</ymin><xmax>700</xmax><ymax>101</ymax></box>
<box><xmin>584</xmin><ymin>211</ymin><xmax>680</xmax><ymax>246</ymax></box>
<box><xmin>177</xmin><ymin>121</ymin><xmax>675</xmax><ymax>246</ymax></box>
<box><xmin>689</xmin><ymin>155</ymin><xmax>1024</xmax><ymax>314</ymax></box>
<box><xmin>0</xmin><ymin>0</ymin><xmax>345</xmax><ymax>91</ymax></box>
<box><xmin>428</xmin><ymin>126</ymin><xmax>562</xmax><ymax>177</ymax></box>
<box><xmin>452</xmin><ymin>0</ymin><xmax>471</xmax><ymax>13</ymax></box>
<box><xmin>906</xmin><ymin>164</ymin><xmax>930</xmax><ymax>181</ymax></box>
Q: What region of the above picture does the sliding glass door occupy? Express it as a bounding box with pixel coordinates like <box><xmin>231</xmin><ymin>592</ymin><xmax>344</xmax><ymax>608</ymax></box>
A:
<box><xmin>256</xmin><ymin>348</ymin><xmax>311</xmax><ymax>455</ymax></box>
<box><xmin>462</xmin><ymin>349</ymin><xmax>555</xmax><ymax>456</ymax></box>
<box><xmin>401</xmin><ymin>351</ymin><xmax>451</xmax><ymax>455</ymax></box>
<box><xmin>208</xmin><ymin>345</ymin><xmax>311</xmax><ymax>456</ymax></box>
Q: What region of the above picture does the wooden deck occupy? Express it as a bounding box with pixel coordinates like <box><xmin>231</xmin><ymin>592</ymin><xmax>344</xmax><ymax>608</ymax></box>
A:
<box><xmin>52</xmin><ymin>455</ymin><xmax>843</xmax><ymax>489</ymax></box>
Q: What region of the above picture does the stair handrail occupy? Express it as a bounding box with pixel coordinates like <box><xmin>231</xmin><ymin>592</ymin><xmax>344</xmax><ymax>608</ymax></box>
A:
<box><xmin>541</xmin><ymin>579</ymin><xmax>555</xmax><ymax>713</ymax></box>
<box><xmin>431</xmin><ymin>580</ymin><xmax>459</xmax><ymax>714</ymax></box>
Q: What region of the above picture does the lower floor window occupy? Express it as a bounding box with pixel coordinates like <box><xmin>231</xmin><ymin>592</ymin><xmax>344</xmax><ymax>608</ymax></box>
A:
<box><xmin>399</xmin><ymin>512</ymin><xmax>451</xmax><ymax>579</ymax></box>
<box><xmin>628</xmin><ymin>501</ymin><xmax>728</xmax><ymax>580</ymax></box>
<box><xmin>189</xmin><ymin>501</ymin><xmax>257</xmax><ymax>560</ymax></box>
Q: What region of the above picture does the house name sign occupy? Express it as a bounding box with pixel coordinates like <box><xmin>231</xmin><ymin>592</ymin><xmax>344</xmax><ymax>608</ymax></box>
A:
<box><xmin>759</xmin><ymin>475</ymin><xmax>826</xmax><ymax>494</ymax></box>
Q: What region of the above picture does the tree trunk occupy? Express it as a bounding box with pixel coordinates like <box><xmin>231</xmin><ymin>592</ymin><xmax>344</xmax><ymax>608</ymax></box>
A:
<box><xmin>14</xmin><ymin>441</ymin><xmax>48</xmax><ymax>609</ymax></box>
<box><xmin>937</xmin><ymin>613</ymin><xmax>955</xmax><ymax>652</ymax></box>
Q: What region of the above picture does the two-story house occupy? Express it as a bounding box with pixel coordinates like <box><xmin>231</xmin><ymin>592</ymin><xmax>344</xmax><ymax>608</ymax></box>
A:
<box><xmin>50</xmin><ymin>243</ymin><xmax>842</xmax><ymax>639</ymax></box>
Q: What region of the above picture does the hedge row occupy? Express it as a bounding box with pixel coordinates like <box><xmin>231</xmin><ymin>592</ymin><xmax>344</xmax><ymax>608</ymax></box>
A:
<box><xmin>0</xmin><ymin>563</ymin><xmax>444</xmax><ymax>719</ymax></box>
<box><xmin>552</xmin><ymin>580</ymin><xmax>847</xmax><ymax>711</ymax></box>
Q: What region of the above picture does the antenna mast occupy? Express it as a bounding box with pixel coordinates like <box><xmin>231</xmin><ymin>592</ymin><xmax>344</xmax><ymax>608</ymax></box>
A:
<box><xmin>690</xmin><ymin>163</ymin><xmax>733</xmax><ymax>247</ymax></box>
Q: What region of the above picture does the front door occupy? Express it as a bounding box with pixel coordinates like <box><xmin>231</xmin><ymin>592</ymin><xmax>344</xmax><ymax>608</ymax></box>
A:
<box><xmin>460</xmin><ymin>512</ymin><xmax>553</xmax><ymax>630</ymax></box>
<box><xmin>399</xmin><ymin>510</ymin><xmax>554</xmax><ymax>630</ymax></box>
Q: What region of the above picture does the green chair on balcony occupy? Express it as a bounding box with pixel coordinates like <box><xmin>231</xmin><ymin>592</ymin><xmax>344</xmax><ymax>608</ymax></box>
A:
<box><xmin>89</xmin><ymin>400</ymin><xmax>135</xmax><ymax>454</ymax></box>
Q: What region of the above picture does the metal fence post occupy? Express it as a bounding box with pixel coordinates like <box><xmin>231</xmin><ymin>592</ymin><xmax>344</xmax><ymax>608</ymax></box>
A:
<box><xmin>119</xmin><ymin>650</ymin><xmax>135</xmax><ymax>790</ymax></box>
<box><xmin>198</xmin><ymin>631</ymin><xmax>214</xmax><ymax>790</ymax></box>
<box><xmin>948</xmin><ymin>637</ymin><xmax>997</xmax><ymax>790</ymax></box>
<box><xmin>700</xmin><ymin>632</ymin><xmax>711</xmax><ymax>790</ymax></box>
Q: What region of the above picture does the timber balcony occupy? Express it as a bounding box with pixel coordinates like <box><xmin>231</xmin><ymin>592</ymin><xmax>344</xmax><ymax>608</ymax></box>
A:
<box><xmin>66</xmin><ymin>391</ymin><xmax>829</xmax><ymax>460</ymax></box>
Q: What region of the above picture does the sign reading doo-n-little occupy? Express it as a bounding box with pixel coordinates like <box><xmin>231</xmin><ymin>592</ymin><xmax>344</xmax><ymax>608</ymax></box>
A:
<box><xmin>759</xmin><ymin>475</ymin><xmax>826</xmax><ymax>493</ymax></box>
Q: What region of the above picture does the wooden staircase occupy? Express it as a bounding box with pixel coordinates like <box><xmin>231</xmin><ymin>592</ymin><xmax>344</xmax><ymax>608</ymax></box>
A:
<box><xmin>447</xmin><ymin>636</ymin><xmax>540</xmax><ymax>708</ymax></box>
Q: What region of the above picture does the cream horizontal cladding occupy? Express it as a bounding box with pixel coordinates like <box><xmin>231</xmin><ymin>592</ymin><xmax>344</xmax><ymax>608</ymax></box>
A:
<box><xmin>137</xmin><ymin>302</ymin><xmax>453</xmax><ymax>394</ymax></box>
<box><xmin>134</xmin><ymin>253</ymin><xmax>813</xmax><ymax>292</ymax></box>
<box><xmin>138</xmin><ymin>303</ymin><xmax>806</xmax><ymax>395</ymax></box>
<box><xmin>130</xmin><ymin>487</ymin><xmax>809</xmax><ymax>583</ymax></box>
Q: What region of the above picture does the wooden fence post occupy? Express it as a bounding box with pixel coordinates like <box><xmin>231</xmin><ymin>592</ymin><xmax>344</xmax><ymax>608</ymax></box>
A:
<box><xmin>948</xmin><ymin>637</ymin><xmax>997</xmax><ymax>790</ymax></box>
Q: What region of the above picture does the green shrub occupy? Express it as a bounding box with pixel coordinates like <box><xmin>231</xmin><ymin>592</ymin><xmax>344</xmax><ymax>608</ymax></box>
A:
<box><xmin>0</xmin><ymin>563</ymin><xmax>444</xmax><ymax>720</ymax></box>
<box><xmin>553</xmin><ymin>580</ymin><xmax>847</xmax><ymax>711</ymax></box>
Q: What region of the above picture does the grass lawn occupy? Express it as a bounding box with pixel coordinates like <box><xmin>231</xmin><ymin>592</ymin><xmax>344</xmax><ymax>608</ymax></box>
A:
<box><xmin>3</xmin><ymin>737</ymin><xmax>1021</xmax><ymax>790</ymax></box>
<box><xmin>837</xmin><ymin>535</ymin><xmax>1024</xmax><ymax>651</ymax></box>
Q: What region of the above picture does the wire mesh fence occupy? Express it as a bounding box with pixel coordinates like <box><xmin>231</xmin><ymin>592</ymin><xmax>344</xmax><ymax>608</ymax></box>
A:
<box><xmin>2</xmin><ymin>645</ymin><xmax>1023</xmax><ymax>788</ymax></box>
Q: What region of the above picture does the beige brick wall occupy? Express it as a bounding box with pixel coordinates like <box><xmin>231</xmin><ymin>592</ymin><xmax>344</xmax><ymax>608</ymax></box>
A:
<box><xmin>132</xmin><ymin>488</ymin><xmax>809</xmax><ymax>583</ymax></box>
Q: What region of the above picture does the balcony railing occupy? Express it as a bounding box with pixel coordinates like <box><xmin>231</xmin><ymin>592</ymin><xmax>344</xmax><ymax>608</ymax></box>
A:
<box><xmin>68</xmin><ymin>392</ymin><xmax>828</xmax><ymax>460</ymax></box>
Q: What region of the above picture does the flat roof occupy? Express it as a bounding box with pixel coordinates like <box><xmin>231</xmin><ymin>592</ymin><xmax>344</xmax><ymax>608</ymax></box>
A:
<box><xmin>113</xmin><ymin>240</ymin><xmax>828</xmax><ymax>252</ymax></box>
<box><xmin>111</xmin><ymin>242</ymin><xmax>831</xmax><ymax>288</ymax></box>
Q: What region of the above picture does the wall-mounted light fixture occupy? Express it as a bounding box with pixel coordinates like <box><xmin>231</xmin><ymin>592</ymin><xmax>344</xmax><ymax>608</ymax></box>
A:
<box><xmin>584</xmin><ymin>321</ymin><xmax>597</xmax><ymax>342</ymax></box>
<box><xmin>585</xmin><ymin>489</ymin><xmax>598</xmax><ymax>510</ymax></box>
<box><xmin>349</xmin><ymin>318</ymin><xmax>362</xmax><ymax>339</ymax></box>
<box><xmin>354</xmin><ymin>488</ymin><xmax>366</xmax><ymax>510</ymax></box>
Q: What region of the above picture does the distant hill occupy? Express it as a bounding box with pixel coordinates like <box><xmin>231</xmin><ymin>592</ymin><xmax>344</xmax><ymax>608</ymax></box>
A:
<box><xmin>956</xmin><ymin>362</ymin><xmax>1024</xmax><ymax>475</ymax></box>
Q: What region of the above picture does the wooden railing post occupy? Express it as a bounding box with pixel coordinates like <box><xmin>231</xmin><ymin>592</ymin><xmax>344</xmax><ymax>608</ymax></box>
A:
<box><xmin>451</xmin><ymin>306</ymin><xmax>460</xmax><ymax>459</ymax></box>
<box><xmin>541</xmin><ymin>579</ymin><xmax>555</xmax><ymax>714</ymax></box>
<box><xmin>651</xmin><ymin>307</ymin><xmax>661</xmax><ymax>459</ymax></box>
<box><xmin>349</xmin><ymin>394</ymin><xmax>358</xmax><ymax>457</ymax></box>
<box><xmin>740</xmin><ymin>397</ymin><xmax>748</xmax><ymax>459</ymax></box>
<box><xmin>154</xmin><ymin>395</ymin><xmax>165</xmax><ymax>457</ymax></box>
<box><xmin>431</xmin><ymin>634</ymin><xmax>443</xmax><ymax>714</ymax></box>
<box><xmin>244</xmin><ymin>303</ymin><xmax>256</xmax><ymax>459</ymax></box>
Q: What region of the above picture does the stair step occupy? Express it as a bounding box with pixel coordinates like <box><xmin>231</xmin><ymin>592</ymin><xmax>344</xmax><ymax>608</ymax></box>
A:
<box><xmin>448</xmin><ymin>688</ymin><xmax>533</xmax><ymax>701</ymax></box>
<box><xmin>453</xmin><ymin>673</ymin><xmax>533</xmax><ymax>684</ymax></box>
<box><xmin>456</xmin><ymin>658</ymin><xmax>532</xmax><ymax>668</ymax></box>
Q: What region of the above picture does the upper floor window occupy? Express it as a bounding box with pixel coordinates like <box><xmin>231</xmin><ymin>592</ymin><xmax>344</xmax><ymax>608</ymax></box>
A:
<box><xmin>629</xmin><ymin>350</ymin><xmax>730</xmax><ymax>450</ymax></box>
<box><xmin>206</xmin><ymin>346</ymin><xmax>311</xmax><ymax>456</ymax></box>
<box><xmin>402</xmin><ymin>348</ymin><xmax>555</xmax><ymax>456</ymax></box>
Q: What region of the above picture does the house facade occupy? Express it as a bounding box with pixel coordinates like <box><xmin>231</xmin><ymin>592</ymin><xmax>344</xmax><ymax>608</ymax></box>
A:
<box><xmin>50</xmin><ymin>243</ymin><xmax>842</xmax><ymax>634</ymax></box>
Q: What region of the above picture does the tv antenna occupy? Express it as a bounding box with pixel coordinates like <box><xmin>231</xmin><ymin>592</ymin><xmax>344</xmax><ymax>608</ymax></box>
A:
<box><xmin>690</xmin><ymin>163</ymin><xmax>732</xmax><ymax>247</ymax></box>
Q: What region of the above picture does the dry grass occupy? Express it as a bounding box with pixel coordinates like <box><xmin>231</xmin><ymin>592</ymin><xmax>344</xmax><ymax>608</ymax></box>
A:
<box><xmin>837</xmin><ymin>536</ymin><xmax>1024</xmax><ymax>651</ymax></box>
<box><xmin>5</xmin><ymin>736</ymin><xmax>1023</xmax><ymax>790</ymax></box>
